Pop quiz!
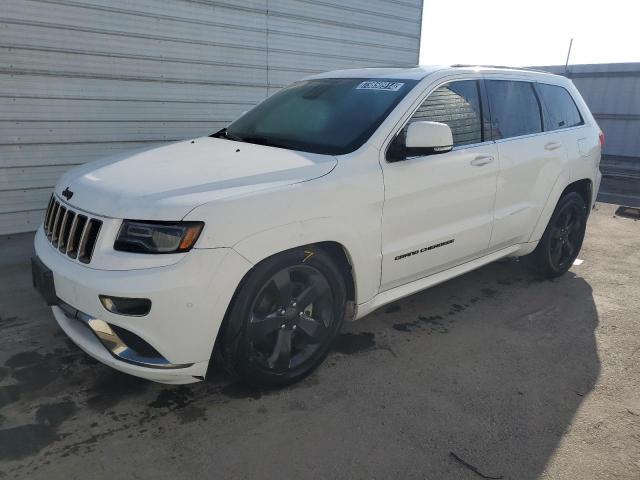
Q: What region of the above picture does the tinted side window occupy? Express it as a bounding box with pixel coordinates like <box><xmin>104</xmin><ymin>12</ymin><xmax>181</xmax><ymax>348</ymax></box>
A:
<box><xmin>408</xmin><ymin>81</ymin><xmax>483</xmax><ymax>146</ymax></box>
<box><xmin>486</xmin><ymin>80</ymin><xmax>542</xmax><ymax>139</ymax></box>
<box><xmin>536</xmin><ymin>83</ymin><xmax>583</xmax><ymax>131</ymax></box>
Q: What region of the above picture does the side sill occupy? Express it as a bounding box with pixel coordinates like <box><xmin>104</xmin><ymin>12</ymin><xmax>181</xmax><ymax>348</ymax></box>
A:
<box><xmin>355</xmin><ymin>245</ymin><xmax>520</xmax><ymax>319</ymax></box>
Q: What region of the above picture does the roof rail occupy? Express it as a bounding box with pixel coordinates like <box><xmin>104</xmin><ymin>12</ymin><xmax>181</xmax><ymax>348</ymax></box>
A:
<box><xmin>449</xmin><ymin>64</ymin><xmax>552</xmax><ymax>74</ymax></box>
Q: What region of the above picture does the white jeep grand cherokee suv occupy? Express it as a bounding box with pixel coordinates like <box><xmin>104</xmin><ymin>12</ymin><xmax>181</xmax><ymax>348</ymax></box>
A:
<box><xmin>32</xmin><ymin>65</ymin><xmax>602</xmax><ymax>386</ymax></box>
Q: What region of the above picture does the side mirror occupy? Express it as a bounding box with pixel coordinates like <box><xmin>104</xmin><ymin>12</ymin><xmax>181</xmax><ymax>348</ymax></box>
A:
<box><xmin>388</xmin><ymin>121</ymin><xmax>454</xmax><ymax>162</ymax></box>
<box><xmin>405</xmin><ymin>121</ymin><xmax>453</xmax><ymax>154</ymax></box>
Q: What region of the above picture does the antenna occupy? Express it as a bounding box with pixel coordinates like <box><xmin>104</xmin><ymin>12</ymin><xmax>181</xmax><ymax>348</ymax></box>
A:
<box><xmin>564</xmin><ymin>38</ymin><xmax>573</xmax><ymax>76</ymax></box>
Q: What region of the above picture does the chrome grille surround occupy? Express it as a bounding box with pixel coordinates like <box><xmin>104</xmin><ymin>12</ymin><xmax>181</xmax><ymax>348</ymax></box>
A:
<box><xmin>42</xmin><ymin>194</ymin><xmax>102</xmax><ymax>264</ymax></box>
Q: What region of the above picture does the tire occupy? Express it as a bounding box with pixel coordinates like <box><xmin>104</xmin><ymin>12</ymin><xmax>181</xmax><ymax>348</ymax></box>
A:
<box><xmin>524</xmin><ymin>192</ymin><xmax>587</xmax><ymax>279</ymax></box>
<box><xmin>219</xmin><ymin>246</ymin><xmax>347</xmax><ymax>387</ymax></box>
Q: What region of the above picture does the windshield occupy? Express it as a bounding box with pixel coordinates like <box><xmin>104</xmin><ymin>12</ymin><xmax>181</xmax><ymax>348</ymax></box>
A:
<box><xmin>218</xmin><ymin>78</ymin><xmax>418</xmax><ymax>155</ymax></box>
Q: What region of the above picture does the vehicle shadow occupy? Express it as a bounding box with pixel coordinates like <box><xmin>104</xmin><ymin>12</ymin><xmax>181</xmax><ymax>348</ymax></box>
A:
<box><xmin>331</xmin><ymin>259</ymin><xmax>601</xmax><ymax>480</ymax></box>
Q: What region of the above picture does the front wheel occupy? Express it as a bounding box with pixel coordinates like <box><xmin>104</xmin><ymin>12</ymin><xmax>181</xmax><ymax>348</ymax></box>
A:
<box><xmin>525</xmin><ymin>192</ymin><xmax>587</xmax><ymax>278</ymax></box>
<box><xmin>220</xmin><ymin>246</ymin><xmax>347</xmax><ymax>386</ymax></box>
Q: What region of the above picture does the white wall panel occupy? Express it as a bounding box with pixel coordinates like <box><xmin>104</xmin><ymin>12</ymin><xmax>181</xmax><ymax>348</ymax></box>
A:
<box><xmin>268</xmin><ymin>0</ymin><xmax>421</xmax><ymax>36</ymax></box>
<box><xmin>1</xmin><ymin>49</ymin><xmax>270</xmax><ymax>86</ymax></box>
<box><xmin>0</xmin><ymin>98</ymin><xmax>248</xmax><ymax>122</ymax></box>
<box><xmin>268</xmin><ymin>15</ymin><xmax>418</xmax><ymax>50</ymax></box>
<box><xmin>0</xmin><ymin>142</ymin><xmax>174</xmax><ymax>168</ymax></box>
<box><xmin>0</xmin><ymin>188</ymin><xmax>52</xmax><ymax>214</ymax></box>
<box><xmin>1</xmin><ymin>121</ymin><xmax>224</xmax><ymax>144</ymax></box>
<box><xmin>0</xmin><ymin>0</ymin><xmax>423</xmax><ymax>234</ymax></box>
<box><xmin>0</xmin><ymin>75</ymin><xmax>268</xmax><ymax>103</ymax></box>
<box><xmin>1</xmin><ymin>166</ymin><xmax>73</xmax><ymax>191</ymax></box>
<box><xmin>0</xmin><ymin>210</ymin><xmax>45</xmax><ymax>235</ymax></box>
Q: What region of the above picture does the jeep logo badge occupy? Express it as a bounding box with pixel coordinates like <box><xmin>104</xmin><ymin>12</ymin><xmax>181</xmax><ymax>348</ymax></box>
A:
<box><xmin>62</xmin><ymin>187</ymin><xmax>74</xmax><ymax>200</ymax></box>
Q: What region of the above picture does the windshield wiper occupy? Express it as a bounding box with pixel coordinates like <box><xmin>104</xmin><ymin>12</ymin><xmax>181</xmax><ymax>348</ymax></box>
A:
<box><xmin>211</xmin><ymin>129</ymin><xmax>288</xmax><ymax>149</ymax></box>
<box><xmin>240</xmin><ymin>136</ymin><xmax>286</xmax><ymax>149</ymax></box>
<box><xmin>210</xmin><ymin>128</ymin><xmax>244</xmax><ymax>142</ymax></box>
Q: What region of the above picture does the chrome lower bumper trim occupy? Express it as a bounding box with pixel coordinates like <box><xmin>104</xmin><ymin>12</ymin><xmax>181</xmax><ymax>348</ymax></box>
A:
<box><xmin>57</xmin><ymin>300</ymin><xmax>193</xmax><ymax>370</ymax></box>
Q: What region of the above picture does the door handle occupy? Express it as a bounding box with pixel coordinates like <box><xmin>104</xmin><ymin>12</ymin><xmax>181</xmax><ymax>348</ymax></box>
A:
<box><xmin>470</xmin><ymin>155</ymin><xmax>494</xmax><ymax>166</ymax></box>
<box><xmin>544</xmin><ymin>141</ymin><xmax>562</xmax><ymax>151</ymax></box>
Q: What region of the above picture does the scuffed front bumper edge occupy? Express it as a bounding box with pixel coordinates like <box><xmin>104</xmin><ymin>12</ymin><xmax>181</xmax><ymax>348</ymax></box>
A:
<box><xmin>53</xmin><ymin>305</ymin><xmax>208</xmax><ymax>384</ymax></box>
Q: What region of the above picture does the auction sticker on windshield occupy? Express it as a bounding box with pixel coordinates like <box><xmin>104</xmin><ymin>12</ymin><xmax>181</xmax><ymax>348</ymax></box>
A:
<box><xmin>356</xmin><ymin>80</ymin><xmax>405</xmax><ymax>91</ymax></box>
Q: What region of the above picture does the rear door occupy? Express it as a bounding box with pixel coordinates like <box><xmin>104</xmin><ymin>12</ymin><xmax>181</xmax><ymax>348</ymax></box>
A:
<box><xmin>379</xmin><ymin>79</ymin><xmax>499</xmax><ymax>291</ymax></box>
<box><xmin>485</xmin><ymin>79</ymin><xmax>568</xmax><ymax>249</ymax></box>
<box><xmin>535</xmin><ymin>82</ymin><xmax>591</xmax><ymax>185</ymax></box>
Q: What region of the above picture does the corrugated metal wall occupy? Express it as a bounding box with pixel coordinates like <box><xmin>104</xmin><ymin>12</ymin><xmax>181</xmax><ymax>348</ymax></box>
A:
<box><xmin>0</xmin><ymin>0</ymin><xmax>423</xmax><ymax>235</ymax></box>
<box><xmin>538</xmin><ymin>63</ymin><xmax>640</xmax><ymax>160</ymax></box>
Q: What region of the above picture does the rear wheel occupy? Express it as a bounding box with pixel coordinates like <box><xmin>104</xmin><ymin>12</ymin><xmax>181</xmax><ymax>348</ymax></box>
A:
<box><xmin>220</xmin><ymin>246</ymin><xmax>346</xmax><ymax>386</ymax></box>
<box><xmin>525</xmin><ymin>192</ymin><xmax>587</xmax><ymax>278</ymax></box>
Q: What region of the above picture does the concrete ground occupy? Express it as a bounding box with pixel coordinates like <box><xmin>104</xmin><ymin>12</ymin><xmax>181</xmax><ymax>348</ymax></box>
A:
<box><xmin>1</xmin><ymin>201</ymin><xmax>639</xmax><ymax>480</ymax></box>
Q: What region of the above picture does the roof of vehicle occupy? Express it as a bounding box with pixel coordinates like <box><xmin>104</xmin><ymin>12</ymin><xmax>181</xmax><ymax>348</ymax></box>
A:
<box><xmin>305</xmin><ymin>64</ymin><xmax>563</xmax><ymax>81</ymax></box>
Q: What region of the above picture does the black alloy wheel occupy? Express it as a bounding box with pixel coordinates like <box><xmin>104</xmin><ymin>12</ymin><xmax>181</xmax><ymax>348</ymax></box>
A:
<box><xmin>548</xmin><ymin>201</ymin><xmax>584</xmax><ymax>272</ymax></box>
<box><xmin>525</xmin><ymin>192</ymin><xmax>587</xmax><ymax>278</ymax></box>
<box><xmin>248</xmin><ymin>265</ymin><xmax>334</xmax><ymax>372</ymax></box>
<box><xmin>220</xmin><ymin>246</ymin><xmax>347</xmax><ymax>386</ymax></box>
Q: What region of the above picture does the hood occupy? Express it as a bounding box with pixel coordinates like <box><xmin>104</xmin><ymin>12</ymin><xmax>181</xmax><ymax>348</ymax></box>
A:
<box><xmin>55</xmin><ymin>137</ymin><xmax>337</xmax><ymax>219</ymax></box>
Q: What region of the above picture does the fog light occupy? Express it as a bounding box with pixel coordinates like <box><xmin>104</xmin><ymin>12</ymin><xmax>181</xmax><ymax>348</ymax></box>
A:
<box><xmin>99</xmin><ymin>295</ymin><xmax>151</xmax><ymax>316</ymax></box>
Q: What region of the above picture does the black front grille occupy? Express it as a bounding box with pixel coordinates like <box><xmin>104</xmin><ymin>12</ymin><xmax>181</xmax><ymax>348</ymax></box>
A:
<box><xmin>42</xmin><ymin>195</ymin><xmax>102</xmax><ymax>264</ymax></box>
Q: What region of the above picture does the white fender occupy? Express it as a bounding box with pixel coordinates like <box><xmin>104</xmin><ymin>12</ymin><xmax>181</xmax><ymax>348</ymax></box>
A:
<box><xmin>232</xmin><ymin>217</ymin><xmax>381</xmax><ymax>305</ymax></box>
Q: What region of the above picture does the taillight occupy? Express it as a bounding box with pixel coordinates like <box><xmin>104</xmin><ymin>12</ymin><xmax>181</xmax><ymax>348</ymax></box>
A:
<box><xmin>599</xmin><ymin>131</ymin><xmax>605</xmax><ymax>148</ymax></box>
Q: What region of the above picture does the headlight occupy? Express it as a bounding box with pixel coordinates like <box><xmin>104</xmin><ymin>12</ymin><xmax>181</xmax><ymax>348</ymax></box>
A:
<box><xmin>114</xmin><ymin>220</ymin><xmax>204</xmax><ymax>254</ymax></box>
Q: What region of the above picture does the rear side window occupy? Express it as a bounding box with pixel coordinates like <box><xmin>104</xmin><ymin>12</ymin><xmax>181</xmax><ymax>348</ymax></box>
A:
<box><xmin>486</xmin><ymin>80</ymin><xmax>542</xmax><ymax>139</ymax></box>
<box><xmin>536</xmin><ymin>83</ymin><xmax>583</xmax><ymax>131</ymax></box>
<box><xmin>407</xmin><ymin>80</ymin><xmax>484</xmax><ymax>146</ymax></box>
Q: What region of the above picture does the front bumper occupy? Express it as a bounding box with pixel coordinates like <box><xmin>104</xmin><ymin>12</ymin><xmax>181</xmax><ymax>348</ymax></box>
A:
<box><xmin>53</xmin><ymin>302</ymin><xmax>208</xmax><ymax>384</ymax></box>
<box><xmin>57</xmin><ymin>299</ymin><xmax>193</xmax><ymax>368</ymax></box>
<box><xmin>34</xmin><ymin>226</ymin><xmax>253</xmax><ymax>384</ymax></box>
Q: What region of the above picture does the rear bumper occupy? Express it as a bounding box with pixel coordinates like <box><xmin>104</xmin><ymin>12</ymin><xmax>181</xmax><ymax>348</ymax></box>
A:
<box><xmin>594</xmin><ymin>169</ymin><xmax>602</xmax><ymax>208</ymax></box>
<box><xmin>34</xmin><ymin>226</ymin><xmax>253</xmax><ymax>384</ymax></box>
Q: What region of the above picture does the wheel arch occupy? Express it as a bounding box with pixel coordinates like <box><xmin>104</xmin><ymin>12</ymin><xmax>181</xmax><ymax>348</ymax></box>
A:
<box><xmin>231</xmin><ymin>218</ymin><xmax>381</xmax><ymax>306</ymax></box>
<box><xmin>313</xmin><ymin>241</ymin><xmax>356</xmax><ymax>303</ymax></box>
<box><xmin>562</xmin><ymin>178</ymin><xmax>593</xmax><ymax>211</ymax></box>
<box><xmin>528</xmin><ymin>177</ymin><xmax>593</xmax><ymax>243</ymax></box>
<box><xmin>233</xmin><ymin>240</ymin><xmax>356</xmax><ymax>303</ymax></box>
<box><xmin>212</xmin><ymin>239</ymin><xmax>359</xmax><ymax>368</ymax></box>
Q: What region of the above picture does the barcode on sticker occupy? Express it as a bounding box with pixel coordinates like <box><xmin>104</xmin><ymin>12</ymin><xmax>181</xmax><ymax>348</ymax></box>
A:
<box><xmin>356</xmin><ymin>81</ymin><xmax>405</xmax><ymax>91</ymax></box>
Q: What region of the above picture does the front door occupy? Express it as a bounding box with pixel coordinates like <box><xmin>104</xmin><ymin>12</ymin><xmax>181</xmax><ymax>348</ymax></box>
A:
<box><xmin>379</xmin><ymin>80</ymin><xmax>498</xmax><ymax>291</ymax></box>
